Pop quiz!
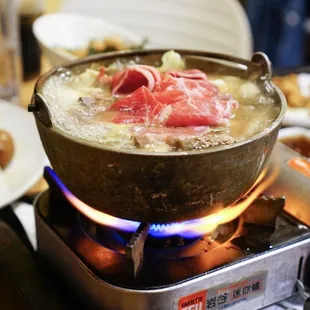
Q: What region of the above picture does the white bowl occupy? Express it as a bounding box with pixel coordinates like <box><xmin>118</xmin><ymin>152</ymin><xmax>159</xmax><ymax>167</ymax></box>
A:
<box><xmin>33</xmin><ymin>13</ymin><xmax>145</xmax><ymax>67</ymax></box>
<box><xmin>0</xmin><ymin>100</ymin><xmax>48</xmax><ymax>208</ymax></box>
<box><xmin>278</xmin><ymin>126</ymin><xmax>310</xmax><ymax>141</ymax></box>
<box><xmin>283</xmin><ymin>107</ymin><xmax>310</xmax><ymax>128</ymax></box>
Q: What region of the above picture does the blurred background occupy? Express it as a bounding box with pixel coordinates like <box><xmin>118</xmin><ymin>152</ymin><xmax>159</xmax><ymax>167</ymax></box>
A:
<box><xmin>245</xmin><ymin>0</ymin><xmax>310</xmax><ymax>70</ymax></box>
<box><xmin>17</xmin><ymin>0</ymin><xmax>310</xmax><ymax>73</ymax></box>
<box><xmin>6</xmin><ymin>0</ymin><xmax>310</xmax><ymax>92</ymax></box>
<box><xmin>12</xmin><ymin>0</ymin><xmax>310</xmax><ymax>86</ymax></box>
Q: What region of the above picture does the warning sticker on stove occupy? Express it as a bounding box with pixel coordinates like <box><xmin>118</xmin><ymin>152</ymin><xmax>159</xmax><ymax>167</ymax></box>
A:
<box><xmin>176</xmin><ymin>272</ymin><xmax>267</xmax><ymax>310</ymax></box>
<box><xmin>178</xmin><ymin>290</ymin><xmax>207</xmax><ymax>310</ymax></box>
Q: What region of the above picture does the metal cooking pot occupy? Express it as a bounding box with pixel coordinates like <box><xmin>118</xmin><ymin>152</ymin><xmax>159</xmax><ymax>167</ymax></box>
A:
<box><xmin>29</xmin><ymin>50</ymin><xmax>286</xmax><ymax>223</ymax></box>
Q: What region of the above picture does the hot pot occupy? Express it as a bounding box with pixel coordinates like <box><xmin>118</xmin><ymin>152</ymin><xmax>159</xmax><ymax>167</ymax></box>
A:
<box><xmin>28</xmin><ymin>50</ymin><xmax>286</xmax><ymax>223</ymax></box>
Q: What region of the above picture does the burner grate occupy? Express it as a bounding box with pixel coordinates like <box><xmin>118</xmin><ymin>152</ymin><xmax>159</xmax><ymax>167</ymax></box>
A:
<box><xmin>78</xmin><ymin>196</ymin><xmax>287</xmax><ymax>280</ymax></box>
<box><xmin>41</xmin><ymin>165</ymin><xmax>310</xmax><ymax>287</ymax></box>
<box><xmin>125</xmin><ymin>223</ymin><xmax>150</xmax><ymax>278</ymax></box>
<box><xmin>44</xmin><ymin>166</ymin><xmax>280</xmax><ymax>238</ymax></box>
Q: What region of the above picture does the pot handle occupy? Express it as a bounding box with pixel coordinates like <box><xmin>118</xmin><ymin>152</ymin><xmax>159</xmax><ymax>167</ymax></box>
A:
<box><xmin>251</xmin><ymin>52</ymin><xmax>272</xmax><ymax>80</ymax></box>
<box><xmin>28</xmin><ymin>93</ymin><xmax>52</xmax><ymax>128</ymax></box>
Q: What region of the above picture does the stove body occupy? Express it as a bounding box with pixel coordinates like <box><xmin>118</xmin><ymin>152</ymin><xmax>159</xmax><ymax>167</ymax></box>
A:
<box><xmin>35</xmin><ymin>143</ymin><xmax>310</xmax><ymax>310</ymax></box>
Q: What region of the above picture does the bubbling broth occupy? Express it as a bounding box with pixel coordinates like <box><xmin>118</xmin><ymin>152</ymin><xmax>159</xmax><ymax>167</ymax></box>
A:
<box><xmin>41</xmin><ymin>51</ymin><xmax>280</xmax><ymax>152</ymax></box>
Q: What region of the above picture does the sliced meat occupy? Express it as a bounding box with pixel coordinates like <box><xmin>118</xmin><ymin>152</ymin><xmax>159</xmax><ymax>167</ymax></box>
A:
<box><xmin>111</xmin><ymin>68</ymin><xmax>153</xmax><ymax>95</ymax></box>
<box><xmin>153</xmin><ymin>89</ymin><xmax>187</xmax><ymax>105</ymax></box>
<box><xmin>111</xmin><ymin>65</ymin><xmax>161</xmax><ymax>95</ymax></box>
<box><xmin>109</xmin><ymin>70</ymin><xmax>238</xmax><ymax>127</ymax></box>
<box><xmin>167</xmin><ymin>69</ymin><xmax>207</xmax><ymax>80</ymax></box>
<box><xmin>164</xmin><ymin>96</ymin><xmax>238</xmax><ymax>127</ymax></box>
<box><xmin>138</xmin><ymin>65</ymin><xmax>162</xmax><ymax>83</ymax></box>
<box><xmin>132</xmin><ymin>126</ymin><xmax>234</xmax><ymax>150</ymax></box>
<box><xmin>132</xmin><ymin>126</ymin><xmax>208</xmax><ymax>149</ymax></box>
<box><xmin>107</xmin><ymin>86</ymin><xmax>164</xmax><ymax>124</ymax></box>
<box><xmin>154</xmin><ymin>76</ymin><xmax>219</xmax><ymax>98</ymax></box>
<box><xmin>166</xmin><ymin>131</ymin><xmax>234</xmax><ymax>150</ymax></box>
<box><xmin>132</xmin><ymin>126</ymin><xmax>211</xmax><ymax>135</ymax></box>
<box><xmin>153</xmin><ymin>76</ymin><xmax>237</xmax><ymax>127</ymax></box>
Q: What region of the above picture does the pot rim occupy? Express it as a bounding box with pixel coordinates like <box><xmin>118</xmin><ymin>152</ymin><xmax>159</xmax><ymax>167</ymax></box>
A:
<box><xmin>32</xmin><ymin>49</ymin><xmax>287</xmax><ymax>157</ymax></box>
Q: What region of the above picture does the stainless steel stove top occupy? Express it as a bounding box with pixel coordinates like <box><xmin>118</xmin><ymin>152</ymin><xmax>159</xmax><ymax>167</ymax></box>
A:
<box><xmin>34</xmin><ymin>143</ymin><xmax>310</xmax><ymax>310</ymax></box>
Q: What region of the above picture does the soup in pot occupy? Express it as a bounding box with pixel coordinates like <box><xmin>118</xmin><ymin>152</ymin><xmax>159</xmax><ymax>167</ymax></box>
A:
<box><xmin>41</xmin><ymin>51</ymin><xmax>280</xmax><ymax>152</ymax></box>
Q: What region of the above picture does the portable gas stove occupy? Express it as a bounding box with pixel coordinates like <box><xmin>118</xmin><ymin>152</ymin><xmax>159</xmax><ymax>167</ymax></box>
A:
<box><xmin>34</xmin><ymin>143</ymin><xmax>310</xmax><ymax>310</ymax></box>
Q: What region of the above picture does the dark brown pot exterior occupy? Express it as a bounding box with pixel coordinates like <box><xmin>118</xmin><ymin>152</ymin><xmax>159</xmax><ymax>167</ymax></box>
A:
<box><xmin>35</xmin><ymin>119</ymin><xmax>280</xmax><ymax>223</ymax></box>
<box><xmin>30</xmin><ymin>49</ymin><xmax>286</xmax><ymax>223</ymax></box>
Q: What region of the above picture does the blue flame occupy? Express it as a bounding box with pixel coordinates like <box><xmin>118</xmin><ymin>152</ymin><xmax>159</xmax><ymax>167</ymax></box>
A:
<box><xmin>46</xmin><ymin>167</ymin><xmax>208</xmax><ymax>238</ymax></box>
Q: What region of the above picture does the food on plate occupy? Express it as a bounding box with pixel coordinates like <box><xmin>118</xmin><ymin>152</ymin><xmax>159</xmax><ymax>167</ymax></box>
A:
<box><xmin>56</xmin><ymin>37</ymin><xmax>148</xmax><ymax>58</ymax></box>
<box><xmin>0</xmin><ymin>130</ymin><xmax>14</xmax><ymax>168</ymax></box>
<box><xmin>281</xmin><ymin>135</ymin><xmax>310</xmax><ymax>158</ymax></box>
<box><xmin>41</xmin><ymin>50</ymin><xmax>280</xmax><ymax>152</ymax></box>
<box><xmin>272</xmin><ymin>74</ymin><xmax>310</xmax><ymax>108</ymax></box>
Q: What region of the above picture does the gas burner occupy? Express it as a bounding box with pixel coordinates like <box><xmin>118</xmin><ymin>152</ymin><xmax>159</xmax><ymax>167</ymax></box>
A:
<box><xmin>77</xmin><ymin>195</ymin><xmax>289</xmax><ymax>281</ymax></box>
<box><xmin>78</xmin><ymin>211</ymin><xmax>241</xmax><ymax>256</ymax></box>
<box><xmin>45</xmin><ymin>166</ymin><xmax>285</xmax><ymax>279</ymax></box>
<box><xmin>45</xmin><ymin>165</ymin><xmax>278</xmax><ymax>238</ymax></box>
<box><xmin>40</xmin><ymin>162</ymin><xmax>299</xmax><ymax>285</ymax></box>
<box><xmin>35</xmin><ymin>144</ymin><xmax>310</xmax><ymax>310</ymax></box>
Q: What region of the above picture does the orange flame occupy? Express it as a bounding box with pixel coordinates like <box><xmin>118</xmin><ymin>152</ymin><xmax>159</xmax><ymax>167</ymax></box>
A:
<box><xmin>184</xmin><ymin>166</ymin><xmax>279</xmax><ymax>236</ymax></box>
<box><xmin>60</xmin><ymin>166</ymin><xmax>279</xmax><ymax>237</ymax></box>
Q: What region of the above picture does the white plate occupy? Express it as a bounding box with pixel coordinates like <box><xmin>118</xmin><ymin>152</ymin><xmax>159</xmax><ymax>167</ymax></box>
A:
<box><xmin>0</xmin><ymin>100</ymin><xmax>48</xmax><ymax>208</ymax></box>
<box><xmin>278</xmin><ymin>126</ymin><xmax>310</xmax><ymax>140</ymax></box>
<box><xmin>283</xmin><ymin>107</ymin><xmax>310</xmax><ymax>127</ymax></box>
<box><xmin>33</xmin><ymin>13</ymin><xmax>145</xmax><ymax>67</ymax></box>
